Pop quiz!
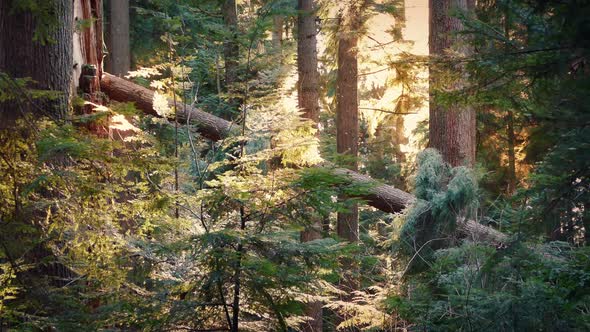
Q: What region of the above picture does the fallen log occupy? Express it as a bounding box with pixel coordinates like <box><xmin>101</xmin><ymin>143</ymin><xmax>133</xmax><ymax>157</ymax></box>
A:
<box><xmin>100</xmin><ymin>72</ymin><xmax>508</xmax><ymax>244</ymax></box>
<box><xmin>332</xmin><ymin>168</ymin><xmax>415</xmax><ymax>213</ymax></box>
<box><xmin>332</xmin><ymin>168</ymin><xmax>507</xmax><ymax>243</ymax></box>
<box><xmin>101</xmin><ymin>73</ymin><xmax>234</xmax><ymax>141</ymax></box>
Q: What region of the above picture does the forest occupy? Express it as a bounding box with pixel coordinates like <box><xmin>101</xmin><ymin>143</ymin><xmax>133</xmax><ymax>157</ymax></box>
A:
<box><xmin>0</xmin><ymin>0</ymin><xmax>589</xmax><ymax>331</ymax></box>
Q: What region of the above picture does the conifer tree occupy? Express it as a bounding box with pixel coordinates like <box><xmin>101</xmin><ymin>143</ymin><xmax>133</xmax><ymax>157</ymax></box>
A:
<box><xmin>336</xmin><ymin>2</ymin><xmax>366</xmax><ymax>299</ymax></box>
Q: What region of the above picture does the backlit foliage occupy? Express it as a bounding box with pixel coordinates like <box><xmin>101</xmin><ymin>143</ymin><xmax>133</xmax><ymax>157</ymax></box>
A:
<box><xmin>1</xmin><ymin>0</ymin><xmax>590</xmax><ymax>331</ymax></box>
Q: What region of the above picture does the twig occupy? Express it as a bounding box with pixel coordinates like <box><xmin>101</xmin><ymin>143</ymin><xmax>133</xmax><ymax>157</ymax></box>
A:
<box><xmin>401</xmin><ymin>237</ymin><xmax>448</xmax><ymax>278</ymax></box>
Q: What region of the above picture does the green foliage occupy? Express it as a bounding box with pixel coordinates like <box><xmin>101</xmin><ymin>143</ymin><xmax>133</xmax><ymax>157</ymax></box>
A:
<box><xmin>389</xmin><ymin>242</ymin><xmax>590</xmax><ymax>331</ymax></box>
<box><xmin>360</xmin><ymin>114</ymin><xmax>408</xmax><ymax>189</ymax></box>
<box><xmin>0</xmin><ymin>74</ymin><xmax>33</xmax><ymax>103</ymax></box>
<box><xmin>398</xmin><ymin>149</ymin><xmax>479</xmax><ymax>269</ymax></box>
<box><xmin>1</xmin><ymin>1</ymin><xmax>351</xmax><ymax>330</ymax></box>
<box><xmin>3</xmin><ymin>0</ymin><xmax>590</xmax><ymax>330</ymax></box>
<box><xmin>0</xmin><ymin>114</ymin><xmax>181</xmax><ymax>329</ymax></box>
<box><xmin>466</xmin><ymin>0</ymin><xmax>590</xmax><ymax>242</ymax></box>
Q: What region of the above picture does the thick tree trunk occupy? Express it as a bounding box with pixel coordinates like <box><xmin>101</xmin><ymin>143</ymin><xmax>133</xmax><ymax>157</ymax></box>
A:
<box><xmin>0</xmin><ymin>0</ymin><xmax>80</xmax><ymax>294</ymax></box>
<box><xmin>0</xmin><ymin>0</ymin><xmax>74</xmax><ymax>122</ymax></box>
<box><xmin>100</xmin><ymin>72</ymin><xmax>508</xmax><ymax>245</ymax></box>
<box><xmin>428</xmin><ymin>0</ymin><xmax>476</xmax><ymax>167</ymax></box>
<box><xmin>297</xmin><ymin>0</ymin><xmax>323</xmax><ymax>330</ymax></box>
<box><xmin>105</xmin><ymin>0</ymin><xmax>130</xmax><ymax>76</ymax></box>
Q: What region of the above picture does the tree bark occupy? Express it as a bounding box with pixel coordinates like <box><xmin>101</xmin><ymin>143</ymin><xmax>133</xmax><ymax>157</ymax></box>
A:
<box><xmin>428</xmin><ymin>0</ymin><xmax>476</xmax><ymax>167</ymax></box>
<box><xmin>297</xmin><ymin>0</ymin><xmax>320</xmax><ymax>124</ymax></box>
<box><xmin>99</xmin><ymin>72</ymin><xmax>508</xmax><ymax>245</ymax></box>
<box><xmin>101</xmin><ymin>73</ymin><xmax>234</xmax><ymax>140</ymax></box>
<box><xmin>0</xmin><ymin>0</ymin><xmax>74</xmax><ymax>122</ymax></box>
<box><xmin>334</xmin><ymin>2</ymin><xmax>366</xmax><ymax>320</ymax></box>
<box><xmin>105</xmin><ymin>0</ymin><xmax>130</xmax><ymax>76</ymax></box>
<box><xmin>336</xmin><ymin>1</ymin><xmax>363</xmax><ymax>245</ymax></box>
<box><xmin>0</xmin><ymin>0</ymin><xmax>80</xmax><ymax>295</ymax></box>
<box><xmin>297</xmin><ymin>0</ymin><xmax>322</xmax><ymax>242</ymax></box>
<box><xmin>297</xmin><ymin>0</ymin><xmax>323</xmax><ymax>330</ymax></box>
<box><xmin>75</xmin><ymin>0</ymin><xmax>104</xmax><ymax>118</ymax></box>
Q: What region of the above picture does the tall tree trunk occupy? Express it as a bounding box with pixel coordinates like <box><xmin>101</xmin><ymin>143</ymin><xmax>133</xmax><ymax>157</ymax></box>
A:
<box><xmin>0</xmin><ymin>0</ymin><xmax>74</xmax><ymax>122</ymax></box>
<box><xmin>105</xmin><ymin>0</ymin><xmax>130</xmax><ymax>76</ymax></box>
<box><xmin>0</xmin><ymin>0</ymin><xmax>80</xmax><ymax>294</ymax></box>
<box><xmin>428</xmin><ymin>0</ymin><xmax>476</xmax><ymax>167</ymax></box>
<box><xmin>336</xmin><ymin>1</ymin><xmax>362</xmax><ymax>245</ymax></box>
<box><xmin>223</xmin><ymin>0</ymin><xmax>239</xmax><ymax>89</ymax></box>
<box><xmin>297</xmin><ymin>1</ymin><xmax>323</xmax><ymax>330</ymax></box>
<box><xmin>336</xmin><ymin>0</ymin><xmax>364</xmax><ymax>309</ymax></box>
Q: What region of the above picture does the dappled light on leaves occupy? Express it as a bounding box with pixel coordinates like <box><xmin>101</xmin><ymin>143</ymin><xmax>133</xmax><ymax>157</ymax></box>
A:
<box><xmin>0</xmin><ymin>0</ymin><xmax>589</xmax><ymax>331</ymax></box>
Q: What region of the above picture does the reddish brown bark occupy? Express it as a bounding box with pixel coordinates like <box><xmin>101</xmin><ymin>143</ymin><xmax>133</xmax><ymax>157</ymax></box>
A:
<box><xmin>336</xmin><ymin>1</ymin><xmax>364</xmax><ymax>246</ymax></box>
<box><xmin>428</xmin><ymin>0</ymin><xmax>476</xmax><ymax>167</ymax></box>
<box><xmin>80</xmin><ymin>0</ymin><xmax>103</xmax><ymax>77</ymax></box>
<box><xmin>78</xmin><ymin>0</ymin><xmax>104</xmax><ymax>116</ymax></box>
